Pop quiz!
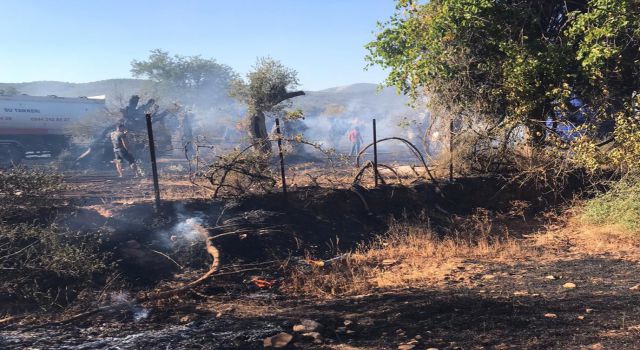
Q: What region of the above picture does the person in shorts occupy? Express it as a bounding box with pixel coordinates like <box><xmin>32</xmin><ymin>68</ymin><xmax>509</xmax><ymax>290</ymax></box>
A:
<box><xmin>110</xmin><ymin>124</ymin><xmax>139</xmax><ymax>177</ymax></box>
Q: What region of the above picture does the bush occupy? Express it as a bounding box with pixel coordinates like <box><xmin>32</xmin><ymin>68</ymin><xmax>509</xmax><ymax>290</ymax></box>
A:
<box><xmin>0</xmin><ymin>167</ymin><xmax>111</xmax><ymax>309</ymax></box>
<box><xmin>0</xmin><ymin>223</ymin><xmax>111</xmax><ymax>309</ymax></box>
<box><xmin>0</xmin><ymin>166</ymin><xmax>67</xmax><ymax>221</ymax></box>
<box><xmin>203</xmin><ymin>148</ymin><xmax>277</xmax><ymax>198</ymax></box>
<box><xmin>582</xmin><ymin>175</ymin><xmax>640</xmax><ymax>232</ymax></box>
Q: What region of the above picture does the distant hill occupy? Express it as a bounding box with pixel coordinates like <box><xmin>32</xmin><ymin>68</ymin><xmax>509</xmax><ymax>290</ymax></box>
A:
<box><xmin>293</xmin><ymin>83</ymin><xmax>413</xmax><ymax>119</ymax></box>
<box><xmin>0</xmin><ymin>79</ymin><xmax>151</xmax><ymax>103</ymax></box>
<box><xmin>0</xmin><ymin>80</ymin><xmax>412</xmax><ymax>115</ymax></box>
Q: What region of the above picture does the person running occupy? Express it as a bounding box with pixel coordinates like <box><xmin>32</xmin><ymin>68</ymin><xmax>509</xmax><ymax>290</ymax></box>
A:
<box><xmin>348</xmin><ymin>126</ymin><xmax>363</xmax><ymax>156</ymax></box>
<box><xmin>110</xmin><ymin>124</ymin><xmax>140</xmax><ymax>177</ymax></box>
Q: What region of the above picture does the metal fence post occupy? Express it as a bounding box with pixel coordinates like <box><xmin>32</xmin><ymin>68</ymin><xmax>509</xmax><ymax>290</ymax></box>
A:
<box><xmin>275</xmin><ymin>118</ymin><xmax>288</xmax><ymax>206</ymax></box>
<box><xmin>145</xmin><ymin>113</ymin><xmax>162</xmax><ymax>211</ymax></box>
<box><xmin>449</xmin><ymin>117</ymin><xmax>454</xmax><ymax>182</ymax></box>
<box><xmin>373</xmin><ymin>118</ymin><xmax>379</xmax><ymax>187</ymax></box>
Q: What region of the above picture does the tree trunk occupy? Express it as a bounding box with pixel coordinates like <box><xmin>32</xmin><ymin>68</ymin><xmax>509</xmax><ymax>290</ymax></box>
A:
<box><xmin>249</xmin><ymin>110</ymin><xmax>271</xmax><ymax>153</ymax></box>
<box><xmin>247</xmin><ymin>90</ymin><xmax>305</xmax><ymax>154</ymax></box>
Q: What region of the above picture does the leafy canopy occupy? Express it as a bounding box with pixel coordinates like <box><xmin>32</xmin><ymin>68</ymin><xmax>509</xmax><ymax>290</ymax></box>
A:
<box><xmin>131</xmin><ymin>49</ymin><xmax>237</xmax><ymax>106</ymax></box>
<box><xmin>231</xmin><ymin>57</ymin><xmax>300</xmax><ymax>115</ymax></box>
<box><xmin>367</xmin><ymin>0</ymin><xmax>640</xmax><ymax>169</ymax></box>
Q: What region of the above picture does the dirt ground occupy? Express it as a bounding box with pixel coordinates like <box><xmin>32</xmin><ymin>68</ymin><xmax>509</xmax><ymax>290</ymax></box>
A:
<box><xmin>3</xmin><ymin>225</ymin><xmax>640</xmax><ymax>350</ymax></box>
<box><xmin>2</xmin><ymin>164</ymin><xmax>639</xmax><ymax>350</ymax></box>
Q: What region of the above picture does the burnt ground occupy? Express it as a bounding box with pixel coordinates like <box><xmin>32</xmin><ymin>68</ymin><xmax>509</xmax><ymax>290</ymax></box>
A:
<box><xmin>2</xmin><ymin>173</ymin><xmax>639</xmax><ymax>349</ymax></box>
<box><xmin>3</xmin><ymin>246</ymin><xmax>640</xmax><ymax>349</ymax></box>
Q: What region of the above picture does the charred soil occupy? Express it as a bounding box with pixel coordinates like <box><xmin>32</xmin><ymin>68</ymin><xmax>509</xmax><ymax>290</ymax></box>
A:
<box><xmin>2</xmin><ymin>174</ymin><xmax>637</xmax><ymax>349</ymax></box>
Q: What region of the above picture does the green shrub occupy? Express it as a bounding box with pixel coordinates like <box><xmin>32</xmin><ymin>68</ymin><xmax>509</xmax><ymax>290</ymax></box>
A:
<box><xmin>583</xmin><ymin>176</ymin><xmax>640</xmax><ymax>232</ymax></box>
<box><xmin>0</xmin><ymin>166</ymin><xmax>67</xmax><ymax>221</ymax></box>
<box><xmin>0</xmin><ymin>167</ymin><xmax>114</xmax><ymax>309</ymax></box>
<box><xmin>0</xmin><ymin>223</ymin><xmax>111</xmax><ymax>308</ymax></box>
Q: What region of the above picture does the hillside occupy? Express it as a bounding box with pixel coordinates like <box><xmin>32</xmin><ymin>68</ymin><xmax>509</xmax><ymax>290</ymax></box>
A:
<box><xmin>294</xmin><ymin>83</ymin><xmax>414</xmax><ymax>117</ymax></box>
<box><xmin>0</xmin><ymin>79</ymin><xmax>151</xmax><ymax>103</ymax></box>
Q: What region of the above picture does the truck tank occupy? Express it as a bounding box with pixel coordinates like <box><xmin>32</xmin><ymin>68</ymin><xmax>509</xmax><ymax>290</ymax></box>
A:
<box><xmin>0</xmin><ymin>95</ymin><xmax>106</xmax><ymax>164</ymax></box>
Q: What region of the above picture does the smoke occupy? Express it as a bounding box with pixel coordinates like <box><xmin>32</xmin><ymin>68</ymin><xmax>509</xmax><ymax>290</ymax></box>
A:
<box><xmin>9</xmin><ymin>80</ymin><xmax>434</xmax><ymax>160</ymax></box>
<box><xmin>291</xmin><ymin>85</ymin><xmax>432</xmax><ymax>160</ymax></box>
<box><xmin>152</xmin><ymin>82</ymin><xmax>432</xmax><ymax>159</ymax></box>
<box><xmin>153</xmin><ymin>204</ymin><xmax>210</xmax><ymax>250</ymax></box>
<box><xmin>108</xmin><ymin>291</ymin><xmax>149</xmax><ymax>322</ymax></box>
<box><xmin>133</xmin><ymin>308</ymin><xmax>150</xmax><ymax>322</ymax></box>
<box><xmin>170</xmin><ymin>216</ymin><xmax>206</xmax><ymax>242</ymax></box>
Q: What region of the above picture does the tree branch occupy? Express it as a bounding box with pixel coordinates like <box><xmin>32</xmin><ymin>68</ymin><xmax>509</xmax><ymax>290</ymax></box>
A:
<box><xmin>274</xmin><ymin>90</ymin><xmax>305</xmax><ymax>105</ymax></box>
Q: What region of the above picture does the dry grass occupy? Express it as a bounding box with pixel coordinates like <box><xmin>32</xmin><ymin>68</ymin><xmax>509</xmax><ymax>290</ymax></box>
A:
<box><xmin>531</xmin><ymin>216</ymin><xmax>640</xmax><ymax>261</ymax></box>
<box><xmin>282</xmin><ymin>211</ymin><xmax>531</xmax><ymax>298</ymax></box>
<box><xmin>283</xmin><ymin>202</ymin><xmax>640</xmax><ymax>299</ymax></box>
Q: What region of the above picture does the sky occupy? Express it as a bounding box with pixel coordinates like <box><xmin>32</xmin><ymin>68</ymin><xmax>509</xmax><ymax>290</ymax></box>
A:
<box><xmin>0</xmin><ymin>0</ymin><xmax>395</xmax><ymax>91</ymax></box>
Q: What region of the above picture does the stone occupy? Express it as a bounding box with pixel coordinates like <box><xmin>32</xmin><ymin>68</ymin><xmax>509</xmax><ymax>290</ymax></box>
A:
<box><xmin>292</xmin><ymin>319</ymin><xmax>323</xmax><ymax>333</ymax></box>
<box><xmin>544</xmin><ymin>313</ymin><xmax>558</xmax><ymax>318</ymax></box>
<box><xmin>563</xmin><ymin>282</ymin><xmax>577</xmax><ymax>289</ymax></box>
<box><xmin>398</xmin><ymin>345</ymin><xmax>415</xmax><ymax>350</ymax></box>
<box><xmin>545</xmin><ymin>275</ymin><xmax>556</xmax><ymax>280</ymax></box>
<box><xmin>263</xmin><ymin>332</ymin><xmax>293</xmax><ymax>348</ymax></box>
<box><xmin>179</xmin><ymin>315</ymin><xmax>192</xmax><ymax>323</ymax></box>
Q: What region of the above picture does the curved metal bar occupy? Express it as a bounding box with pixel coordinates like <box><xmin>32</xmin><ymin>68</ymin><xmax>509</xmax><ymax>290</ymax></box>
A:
<box><xmin>356</xmin><ymin>137</ymin><xmax>437</xmax><ymax>183</ymax></box>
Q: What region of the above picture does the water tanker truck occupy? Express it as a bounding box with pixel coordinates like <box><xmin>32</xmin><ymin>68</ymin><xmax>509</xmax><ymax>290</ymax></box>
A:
<box><xmin>0</xmin><ymin>94</ymin><xmax>106</xmax><ymax>164</ymax></box>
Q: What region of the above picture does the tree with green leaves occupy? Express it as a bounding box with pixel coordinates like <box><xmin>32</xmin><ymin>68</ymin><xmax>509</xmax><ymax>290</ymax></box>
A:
<box><xmin>231</xmin><ymin>57</ymin><xmax>305</xmax><ymax>153</ymax></box>
<box><xmin>367</xmin><ymin>0</ymin><xmax>640</xmax><ymax>170</ymax></box>
<box><xmin>131</xmin><ymin>49</ymin><xmax>237</xmax><ymax>107</ymax></box>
